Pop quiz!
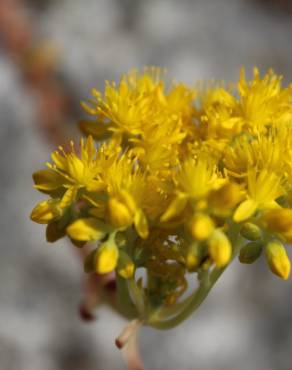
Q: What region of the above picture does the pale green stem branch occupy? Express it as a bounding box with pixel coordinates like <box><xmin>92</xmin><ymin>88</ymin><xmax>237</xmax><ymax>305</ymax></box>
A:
<box><xmin>147</xmin><ymin>225</ymin><xmax>242</xmax><ymax>329</ymax></box>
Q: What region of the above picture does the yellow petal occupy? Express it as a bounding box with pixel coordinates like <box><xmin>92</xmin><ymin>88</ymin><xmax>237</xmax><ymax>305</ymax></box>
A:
<box><xmin>67</xmin><ymin>156</ymin><xmax>84</xmax><ymax>181</ymax></box>
<box><xmin>60</xmin><ymin>186</ymin><xmax>78</xmax><ymax>208</ymax></box>
<box><xmin>119</xmin><ymin>190</ymin><xmax>137</xmax><ymax>214</ymax></box>
<box><xmin>51</xmin><ymin>151</ymin><xmax>67</xmax><ymax>170</ymax></box>
<box><xmin>66</xmin><ymin>218</ymin><xmax>108</xmax><ymax>241</ymax></box>
<box><xmin>33</xmin><ymin>170</ymin><xmax>63</xmax><ymax>192</ymax></box>
<box><xmin>134</xmin><ymin>209</ymin><xmax>149</xmax><ymax>239</ymax></box>
<box><xmin>160</xmin><ymin>194</ymin><xmax>188</xmax><ymax>222</ymax></box>
<box><xmin>233</xmin><ymin>199</ymin><xmax>258</xmax><ymax>222</ymax></box>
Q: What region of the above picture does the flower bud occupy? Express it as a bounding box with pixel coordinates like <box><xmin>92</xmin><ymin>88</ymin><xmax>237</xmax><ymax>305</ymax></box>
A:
<box><xmin>30</xmin><ymin>200</ymin><xmax>61</xmax><ymax>224</ymax></box>
<box><xmin>264</xmin><ymin>209</ymin><xmax>292</xmax><ymax>233</ymax></box>
<box><xmin>108</xmin><ymin>198</ymin><xmax>133</xmax><ymax>228</ymax></box>
<box><xmin>185</xmin><ymin>243</ymin><xmax>203</xmax><ymax>271</ymax></box>
<box><xmin>96</xmin><ymin>239</ymin><xmax>119</xmax><ymax>274</ymax></box>
<box><xmin>265</xmin><ymin>240</ymin><xmax>291</xmax><ymax>280</ymax></box>
<box><xmin>239</xmin><ymin>241</ymin><xmax>262</xmax><ymax>264</ymax></box>
<box><xmin>208</xmin><ymin>230</ymin><xmax>232</xmax><ymax>268</ymax></box>
<box><xmin>189</xmin><ymin>214</ymin><xmax>214</xmax><ymax>241</ymax></box>
<box><xmin>208</xmin><ymin>183</ymin><xmax>243</xmax><ymax>215</ymax></box>
<box><xmin>240</xmin><ymin>222</ymin><xmax>261</xmax><ymax>241</ymax></box>
<box><xmin>117</xmin><ymin>250</ymin><xmax>135</xmax><ymax>279</ymax></box>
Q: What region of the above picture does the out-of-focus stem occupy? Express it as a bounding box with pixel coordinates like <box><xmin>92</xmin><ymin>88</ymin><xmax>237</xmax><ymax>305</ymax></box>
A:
<box><xmin>147</xmin><ymin>224</ymin><xmax>242</xmax><ymax>330</ymax></box>
<box><xmin>122</xmin><ymin>327</ymin><xmax>146</xmax><ymax>370</ymax></box>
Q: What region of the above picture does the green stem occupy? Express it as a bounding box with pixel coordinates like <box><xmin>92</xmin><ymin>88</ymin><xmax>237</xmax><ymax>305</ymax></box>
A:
<box><xmin>147</xmin><ymin>268</ymin><xmax>219</xmax><ymax>329</ymax></box>
<box><xmin>115</xmin><ymin>274</ymin><xmax>138</xmax><ymax>320</ymax></box>
<box><xmin>147</xmin><ymin>224</ymin><xmax>242</xmax><ymax>330</ymax></box>
<box><xmin>127</xmin><ymin>278</ymin><xmax>145</xmax><ymax>317</ymax></box>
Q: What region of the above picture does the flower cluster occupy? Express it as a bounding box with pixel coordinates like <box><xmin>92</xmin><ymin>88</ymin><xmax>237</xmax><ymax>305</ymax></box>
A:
<box><xmin>31</xmin><ymin>67</ymin><xmax>292</xmax><ymax>329</ymax></box>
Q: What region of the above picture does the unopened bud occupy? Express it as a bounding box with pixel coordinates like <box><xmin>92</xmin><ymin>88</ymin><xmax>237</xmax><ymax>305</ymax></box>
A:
<box><xmin>189</xmin><ymin>214</ymin><xmax>214</xmax><ymax>241</ymax></box>
<box><xmin>208</xmin><ymin>230</ymin><xmax>232</xmax><ymax>268</ymax></box>
<box><xmin>240</xmin><ymin>222</ymin><xmax>261</xmax><ymax>241</ymax></box>
<box><xmin>108</xmin><ymin>198</ymin><xmax>133</xmax><ymax>228</ymax></box>
<box><xmin>265</xmin><ymin>240</ymin><xmax>291</xmax><ymax>280</ymax></box>
<box><xmin>185</xmin><ymin>243</ymin><xmax>203</xmax><ymax>271</ymax></box>
<box><xmin>209</xmin><ymin>183</ymin><xmax>243</xmax><ymax>215</ymax></box>
<box><xmin>95</xmin><ymin>238</ymin><xmax>119</xmax><ymax>274</ymax></box>
<box><xmin>30</xmin><ymin>200</ymin><xmax>61</xmax><ymax>224</ymax></box>
<box><xmin>264</xmin><ymin>209</ymin><xmax>292</xmax><ymax>233</ymax></box>
<box><xmin>239</xmin><ymin>241</ymin><xmax>262</xmax><ymax>264</ymax></box>
<box><xmin>117</xmin><ymin>250</ymin><xmax>135</xmax><ymax>279</ymax></box>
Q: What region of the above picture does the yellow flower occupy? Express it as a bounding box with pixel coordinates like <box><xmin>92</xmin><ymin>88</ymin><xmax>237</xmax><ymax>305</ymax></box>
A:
<box><xmin>198</xmin><ymin>86</ymin><xmax>242</xmax><ymax>140</ymax></box>
<box><xmin>224</xmin><ymin>128</ymin><xmax>290</xmax><ymax>178</ymax></box>
<box><xmin>177</xmin><ymin>155</ymin><xmax>225</xmax><ymax>199</ymax></box>
<box><xmin>33</xmin><ymin>136</ymin><xmax>106</xmax><ymax>204</ymax></box>
<box><xmin>30</xmin><ymin>67</ymin><xmax>292</xmax><ymax>327</ymax></box>
<box><xmin>233</xmin><ymin>169</ymin><xmax>284</xmax><ymax>222</ymax></box>
<box><xmin>101</xmin><ymin>154</ymin><xmax>150</xmax><ymax>238</ymax></box>
<box><xmin>81</xmin><ymin>68</ymin><xmax>164</xmax><ymax>138</ymax></box>
<box><xmin>237</xmin><ymin>68</ymin><xmax>292</xmax><ymax>133</ymax></box>
<box><xmin>160</xmin><ymin>154</ymin><xmax>226</xmax><ymax>223</ymax></box>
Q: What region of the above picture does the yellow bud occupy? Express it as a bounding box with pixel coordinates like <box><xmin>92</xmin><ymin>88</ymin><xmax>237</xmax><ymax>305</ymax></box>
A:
<box><xmin>185</xmin><ymin>243</ymin><xmax>202</xmax><ymax>271</ymax></box>
<box><xmin>96</xmin><ymin>240</ymin><xmax>119</xmax><ymax>274</ymax></box>
<box><xmin>209</xmin><ymin>183</ymin><xmax>243</xmax><ymax>215</ymax></box>
<box><xmin>117</xmin><ymin>250</ymin><xmax>135</xmax><ymax>279</ymax></box>
<box><xmin>108</xmin><ymin>198</ymin><xmax>133</xmax><ymax>228</ymax></box>
<box><xmin>265</xmin><ymin>240</ymin><xmax>291</xmax><ymax>280</ymax></box>
<box><xmin>208</xmin><ymin>230</ymin><xmax>232</xmax><ymax>268</ymax></box>
<box><xmin>240</xmin><ymin>222</ymin><xmax>262</xmax><ymax>241</ymax></box>
<box><xmin>264</xmin><ymin>209</ymin><xmax>292</xmax><ymax>233</ymax></box>
<box><xmin>30</xmin><ymin>200</ymin><xmax>61</xmax><ymax>224</ymax></box>
<box><xmin>189</xmin><ymin>214</ymin><xmax>214</xmax><ymax>241</ymax></box>
<box><xmin>239</xmin><ymin>241</ymin><xmax>262</xmax><ymax>264</ymax></box>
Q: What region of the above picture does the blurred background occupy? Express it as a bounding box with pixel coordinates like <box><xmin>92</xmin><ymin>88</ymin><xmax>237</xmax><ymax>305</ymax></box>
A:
<box><xmin>1</xmin><ymin>0</ymin><xmax>292</xmax><ymax>369</ymax></box>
